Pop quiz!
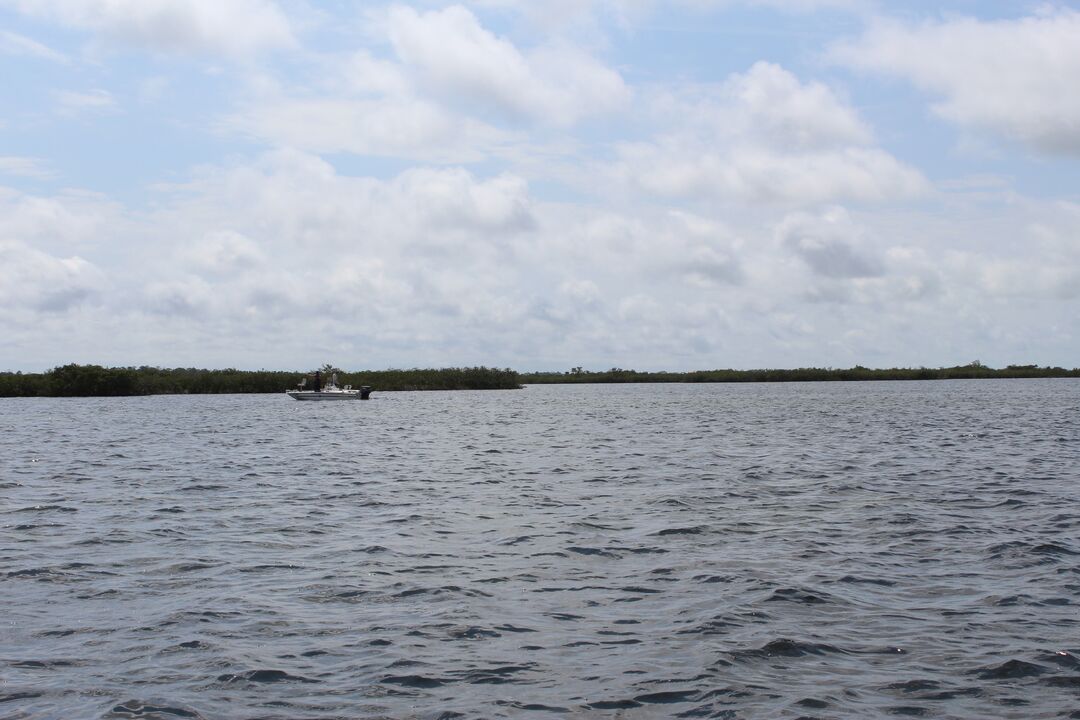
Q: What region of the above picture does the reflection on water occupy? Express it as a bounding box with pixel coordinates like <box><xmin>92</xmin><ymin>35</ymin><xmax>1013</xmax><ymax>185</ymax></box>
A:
<box><xmin>2</xmin><ymin>380</ymin><xmax>1079</xmax><ymax>718</ymax></box>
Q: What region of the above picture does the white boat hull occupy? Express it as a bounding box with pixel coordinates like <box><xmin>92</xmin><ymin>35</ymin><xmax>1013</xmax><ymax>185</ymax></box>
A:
<box><xmin>287</xmin><ymin>373</ymin><xmax>371</xmax><ymax>400</ymax></box>
<box><xmin>286</xmin><ymin>390</ymin><xmax>361</xmax><ymax>401</ymax></box>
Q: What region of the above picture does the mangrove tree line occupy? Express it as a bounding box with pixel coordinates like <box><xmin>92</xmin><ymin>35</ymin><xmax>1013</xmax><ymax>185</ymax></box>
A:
<box><xmin>0</xmin><ymin>364</ymin><xmax>522</xmax><ymax>397</ymax></box>
<box><xmin>1</xmin><ymin>362</ymin><xmax>1077</xmax><ymax>398</ymax></box>
<box><xmin>520</xmin><ymin>363</ymin><xmax>1080</xmax><ymax>384</ymax></box>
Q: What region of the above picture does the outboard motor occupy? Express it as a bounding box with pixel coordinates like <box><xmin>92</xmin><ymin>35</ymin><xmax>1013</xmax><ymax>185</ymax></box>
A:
<box><xmin>360</xmin><ymin>386</ymin><xmax>372</xmax><ymax>400</ymax></box>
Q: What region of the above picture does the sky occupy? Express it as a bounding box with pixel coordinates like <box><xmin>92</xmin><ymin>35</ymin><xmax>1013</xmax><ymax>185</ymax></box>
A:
<box><xmin>1</xmin><ymin>0</ymin><xmax>1079</xmax><ymax>372</ymax></box>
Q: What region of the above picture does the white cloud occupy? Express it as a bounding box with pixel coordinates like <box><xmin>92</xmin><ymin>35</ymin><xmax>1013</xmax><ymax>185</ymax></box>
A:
<box><xmin>0</xmin><ymin>151</ymin><xmax>740</xmax><ymax>367</ymax></box>
<box><xmin>978</xmin><ymin>259</ymin><xmax>1080</xmax><ymax>301</ymax></box>
<box><xmin>691</xmin><ymin>0</ymin><xmax>865</xmax><ymax>10</ymax></box>
<box><xmin>468</xmin><ymin>0</ymin><xmax>649</xmax><ymax>35</ymax></box>
<box><xmin>5</xmin><ymin>3</ymin><xmax>1080</xmax><ymax>372</ymax></box>
<box><xmin>0</xmin><ymin>157</ymin><xmax>56</xmax><ymax>180</ymax></box>
<box><xmin>54</xmin><ymin>88</ymin><xmax>117</xmax><ymax>115</ymax></box>
<box><xmin>228</xmin><ymin>96</ymin><xmax>514</xmax><ymax>162</ymax></box>
<box><xmin>229</xmin><ymin>5</ymin><xmax>627</xmax><ymax>161</ymax></box>
<box><xmin>724</xmin><ymin>61</ymin><xmax>871</xmax><ymax>149</ymax></box>
<box><xmin>341</xmin><ymin>50</ymin><xmax>412</xmax><ymax>97</ymax></box>
<box><xmin>384</xmin><ymin>4</ymin><xmax>630</xmax><ymax>126</ymax></box>
<box><xmin>967</xmin><ymin>209</ymin><xmax>1080</xmax><ymax>301</ymax></box>
<box><xmin>606</xmin><ymin>62</ymin><xmax>926</xmax><ymax>204</ymax></box>
<box><xmin>139</xmin><ymin>76</ymin><xmax>171</xmax><ymax>104</ymax></box>
<box><xmin>164</xmin><ymin>148</ymin><xmax>536</xmax><ymax>246</ymax></box>
<box><xmin>0</xmin><ymin>29</ymin><xmax>68</xmax><ymax>62</ymax></box>
<box><xmin>143</xmin><ymin>275</ymin><xmax>215</xmax><ymax>318</ymax></box>
<box><xmin>392</xmin><ymin>167</ymin><xmax>535</xmax><ymax>235</ymax></box>
<box><xmin>0</xmin><ymin>240</ymin><xmax>104</xmax><ymax>312</ymax></box>
<box><xmin>468</xmin><ymin>0</ymin><xmax>865</xmax><ymax>29</ymax></box>
<box><xmin>132</xmin><ymin>151</ymin><xmax>541</xmax><ymax>345</ymax></box>
<box><xmin>1</xmin><ymin>154</ymin><xmax>1078</xmax><ymax>370</ymax></box>
<box><xmin>2</xmin><ymin>0</ymin><xmax>295</xmax><ymax>57</ymax></box>
<box><xmin>830</xmin><ymin>9</ymin><xmax>1080</xmax><ymax>154</ymax></box>
<box><xmin>0</xmin><ymin>187</ymin><xmax>123</xmax><ymax>253</ymax></box>
<box><xmin>776</xmin><ymin>206</ymin><xmax>882</xmax><ymax>279</ymax></box>
<box><xmin>615</xmin><ymin>142</ymin><xmax>923</xmax><ymax>204</ymax></box>
<box><xmin>184</xmin><ymin>230</ymin><xmax>266</xmax><ymax>277</ymax></box>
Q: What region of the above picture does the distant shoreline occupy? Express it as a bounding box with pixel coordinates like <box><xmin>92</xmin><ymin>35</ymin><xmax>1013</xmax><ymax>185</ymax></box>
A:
<box><xmin>0</xmin><ymin>365</ymin><xmax>521</xmax><ymax>397</ymax></box>
<box><xmin>521</xmin><ymin>364</ymin><xmax>1080</xmax><ymax>385</ymax></box>
<box><xmin>1</xmin><ymin>362</ymin><xmax>1077</xmax><ymax>398</ymax></box>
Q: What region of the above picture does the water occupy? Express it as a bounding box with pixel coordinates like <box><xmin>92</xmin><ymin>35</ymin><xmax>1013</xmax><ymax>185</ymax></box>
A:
<box><xmin>2</xmin><ymin>380</ymin><xmax>1079</xmax><ymax>719</ymax></box>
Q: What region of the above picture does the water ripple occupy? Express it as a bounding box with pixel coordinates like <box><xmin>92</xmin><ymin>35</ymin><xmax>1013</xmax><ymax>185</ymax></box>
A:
<box><xmin>2</xmin><ymin>380</ymin><xmax>1079</xmax><ymax>718</ymax></box>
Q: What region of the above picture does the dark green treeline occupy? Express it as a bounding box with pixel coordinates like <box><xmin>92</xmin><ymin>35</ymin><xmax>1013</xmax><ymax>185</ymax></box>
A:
<box><xmin>0</xmin><ymin>365</ymin><xmax>521</xmax><ymax>397</ymax></box>
<box><xmin>522</xmin><ymin>363</ymin><xmax>1079</xmax><ymax>384</ymax></box>
<box><xmin>1</xmin><ymin>362</ymin><xmax>1077</xmax><ymax>398</ymax></box>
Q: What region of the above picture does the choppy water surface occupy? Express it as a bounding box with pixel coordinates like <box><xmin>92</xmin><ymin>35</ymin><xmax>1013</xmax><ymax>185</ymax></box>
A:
<box><xmin>3</xmin><ymin>381</ymin><xmax>1080</xmax><ymax>719</ymax></box>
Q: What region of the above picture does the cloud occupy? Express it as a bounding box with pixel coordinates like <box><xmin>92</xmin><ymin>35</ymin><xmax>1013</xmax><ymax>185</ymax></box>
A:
<box><xmin>830</xmin><ymin>9</ymin><xmax>1080</xmax><ymax>154</ymax></box>
<box><xmin>0</xmin><ymin>187</ymin><xmax>123</xmax><ymax>253</ymax></box>
<box><xmin>134</xmin><ymin>150</ymin><xmax>540</xmax><ymax>338</ymax></box>
<box><xmin>0</xmin><ymin>240</ymin><xmax>104</xmax><ymax>312</ymax></box>
<box><xmin>384</xmin><ymin>5</ymin><xmax>630</xmax><ymax>126</ymax></box>
<box><xmin>606</xmin><ymin>62</ymin><xmax>926</xmax><ymax>204</ymax></box>
<box><xmin>1</xmin><ymin>150</ymin><xmax>736</xmax><ymax>367</ymax></box>
<box><xmin>723</xmin><ymin>61</ymin><xmax>871</xmax><ymax>149</ymax></box>
<box><xmin>139</xmin><ymin>76</ymin><xmax>171</xmax><ymax>104</ymax></box>
<box><xmin>225</xmin><ymin>50</ymin><xmax>476</xmax><ymax>159</ymax></box>
<box><xmin>978</xmin><ymin>259</ymin><xmax>1080</xmax><ymax>301</ymax></box>
<box><xmin>1</xmin><ymin>152</ymin><xmax>1076</xmax><ymax>371</ymax></box>
<box><xmin>777</xmin><ymin>206</ymin><xmax>882</xmax><ymax>279</ymax></box>
<box><xmin>966</xmin><ymin>209</ymin><xmax>1080</xmax><ymax>301</ymax></box>
<box><xmin>228</xmin><ymin>6</ymin><xmax>627</xmax><ymax>161</ymax></box>
<box><xmin>468</xmin><ymin>0</ymin><xmax>865</xmax><ymax>30</ymax></box>
<box><xmin>690</xmin><ymin>0</ymin><xmax>865</xmax><ymax>10</ymax></box>
<box><xmin>2</xmin><ymin>0</ymin><xmax>295</xmax><ymax>57</ymax></box>
<box><xmin>54</xmin><ymin>88</ymin><xmax>116</xmax><ymax>115</ymax></box>
<box><xmin>0</xmin><ymin>156</ymin><xmax>56</xmax><ymax>180</ymax></box>
<box><xmin>167</xmin><ymin>148</ymin><xmax>537</xmax><ymax>244</ymax></box>
<box><xmin>392</xmin><ymin>167</ymin><xmax>535</xmax><ymax>235</ymax></box>
<box><xmin>228</xmin><ymin>95</ymin><xmax>514</xmax><ymax>163</ymax></box>
<box><xmin>184</xmin><ymin>230</ymin><xmax>266</xmax><ymax>277</ymax></box>
<box><xmin>0</xmin><ymin>29</ymin><xmax>68</xmax><ymax>62</ymax></box>
<box><xmin>662</xmin><ymin>211</ymin><xmax>744</xmax><ymax>286</ymax></box>
<box><xmin>5</xmin><ymin>3</ymin><xmax>1080</xmax><ymax>372</ymax></box>
<box><xmin>766</xmin><ymin>207</ymin><xmax>952</xmax><ymax>311</ymax></box>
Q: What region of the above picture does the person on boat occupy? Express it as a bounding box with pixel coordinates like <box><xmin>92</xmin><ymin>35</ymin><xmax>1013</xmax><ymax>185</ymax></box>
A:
<box><xmin>314</xmin><ymin>370</ymin><xmax>322</xmax><ymax>392</ymax></box>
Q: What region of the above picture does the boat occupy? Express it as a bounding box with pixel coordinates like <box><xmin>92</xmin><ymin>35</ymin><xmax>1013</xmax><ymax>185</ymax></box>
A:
<box><xmin>286</xmin><ymin>371</ymin><xmax>372</xmax><ymax>401</ymax></box>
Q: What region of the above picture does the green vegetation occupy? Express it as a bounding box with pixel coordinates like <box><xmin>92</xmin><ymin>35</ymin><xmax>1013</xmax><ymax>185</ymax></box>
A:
<box><xmin>0</xmin><ymin>364</ymin><xmax>521</xmax><ymax>397</ymax></box>
<box><xmin>521</xmin><ymin>362</ymin><xmax>1080</xmax><ymax>384</ymax></box>
<box><xmin>2</xmin><ymin>361</ymin><xmax>1077</xmax><ymax>398</ymax></box>
<box><xmin>340</xmin><ymin>366</ymin><xmax>520</xmax><ymax>392</ymax></box>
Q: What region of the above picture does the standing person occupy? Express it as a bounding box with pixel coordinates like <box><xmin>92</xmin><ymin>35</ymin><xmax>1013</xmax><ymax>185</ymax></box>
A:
<box><xmin>314</xmin><ymin>370</ymin><xmax>322</xmax><ymax>392</ymax></box>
